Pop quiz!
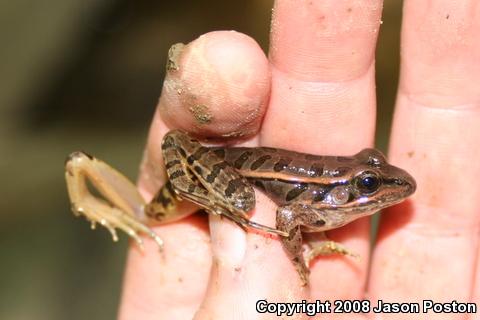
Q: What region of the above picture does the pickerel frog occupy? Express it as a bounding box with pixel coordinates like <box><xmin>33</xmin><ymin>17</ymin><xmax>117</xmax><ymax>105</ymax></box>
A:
<box><xmin>65</xmin><ymin>130</ymin><xmax>416</xmax><ymax>285</ymax></box>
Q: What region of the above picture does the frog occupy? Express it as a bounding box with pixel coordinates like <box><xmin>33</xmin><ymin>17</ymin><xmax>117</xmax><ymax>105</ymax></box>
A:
<box><xmin>65</xmin><ymin>129</ymin><xmax>416</xmax><ymax>285</ymax></box>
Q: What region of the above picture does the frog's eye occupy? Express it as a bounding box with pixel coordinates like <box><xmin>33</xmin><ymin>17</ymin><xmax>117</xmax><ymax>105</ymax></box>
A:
<box><xmin>355</xmin><ymin>171</ymin><xmax>381</xmax><ymax>194</ymax></box>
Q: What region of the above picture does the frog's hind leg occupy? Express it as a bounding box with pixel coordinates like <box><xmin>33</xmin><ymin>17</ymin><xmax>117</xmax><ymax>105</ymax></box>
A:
<box><xmin>146</xmin><ymin>156</ymin><xmax>280</xmax><ymax>235</ymax></box>
<box><xmin>158</xmin><ymin>130</ymin><xmax>287</xmax><ymax>237</ymax></box>
<box><xmin>65</xmin><ymin>151</ymin><xmax>163</xmax><ymax>249</ymax></box>
<box><xmin>146</xmin><ymin>177</ymin><xmax>253</xmax><ymax>232</ymax></box>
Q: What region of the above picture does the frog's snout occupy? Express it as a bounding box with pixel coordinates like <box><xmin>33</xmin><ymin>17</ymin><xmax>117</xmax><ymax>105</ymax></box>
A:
<box><xmin>395</xmin><ymin>170</ymin><xmax>416</xmax><ymax>196</ymax></box>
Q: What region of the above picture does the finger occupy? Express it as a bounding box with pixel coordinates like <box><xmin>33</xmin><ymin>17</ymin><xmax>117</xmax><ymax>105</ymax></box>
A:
<box><xmin>176</xmin><ymin>36</ymin><xmax>309</xmax><ymax>317</ymax></box>
<box><xmin>118</xmin><ymin>31</ymin><xmax>270</xmax><ymax>319</ymax></box>
<box><xmin>195</xmin><ymin>194</ymin><xmax>309</xmax><ymax>319</ymax></box>
<box><xmin>369</xmin><ymin>0</ymin><xmax>480</xmax><ymax>309</ymax></box>
<box><xmin>262</xmin><ymin>0</ymin><xmax>383</xmax><ymax>300</ymax></box>
<box><xmin>159</xmin><ymin>32</ymin><xmax>270</xmax><ymax>139</ymax></box>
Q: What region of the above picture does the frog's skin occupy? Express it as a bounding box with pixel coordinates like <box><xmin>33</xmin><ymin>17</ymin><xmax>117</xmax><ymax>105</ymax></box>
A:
<box><xmin>65</xmin><ymin>130</ymin><xmax>416</xmax><ymax>285</ymax></box>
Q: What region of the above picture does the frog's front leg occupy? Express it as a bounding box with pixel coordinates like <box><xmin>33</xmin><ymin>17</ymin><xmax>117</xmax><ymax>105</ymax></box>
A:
<box><xmin>276</xmin><ymin>204</ymin><xmax>355</xmax><ymax>285</ymax></box>
<box><xmin>65</xmin><ymin>152</ymin><xmax>164</xmax><ymax>249</ymax></box>
<box><xmin>303</xmin><ymin>232</ymin><xmax>358</xmax><ymax>267</ymax></box>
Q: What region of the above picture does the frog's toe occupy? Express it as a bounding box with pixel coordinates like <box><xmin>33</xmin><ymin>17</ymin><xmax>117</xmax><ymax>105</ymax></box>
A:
<box><xmin>72</xmin><ymin>200</ymin><xmax>163</xmax><ymax>251</ymax></box>
<box><xmin>304</xmin><ymin>240</ymin><xmax>358</xmax><ymax>265</ymax></box>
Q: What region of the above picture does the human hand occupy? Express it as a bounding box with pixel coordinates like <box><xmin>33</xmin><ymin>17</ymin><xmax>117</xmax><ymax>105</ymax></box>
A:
<box><xmin>118</xmin><ymin>1</ymin><xmax>480</xmax><ymax>319</ymax></box>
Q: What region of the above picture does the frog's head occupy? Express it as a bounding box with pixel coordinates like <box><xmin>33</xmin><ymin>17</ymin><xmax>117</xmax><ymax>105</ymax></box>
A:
<box><xmin>353</xmin><ymin>148</ymin><xmax>416</xmax><ymax>205</ymax></box>
<box><xmin>323</xmin><ymin>148</ymin><xmax>416</xmax><ymax>217</ymax></box>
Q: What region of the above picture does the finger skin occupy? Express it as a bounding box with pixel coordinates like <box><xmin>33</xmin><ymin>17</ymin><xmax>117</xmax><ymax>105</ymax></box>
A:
<box><xmin>264</xmin><ymin>0</ymin><xmax>382</xmax><ymax>301</ymax></box>
<box><xmin>369</xmin><ymin>1</ymin><xmax>480</xmax><ymax>317</ymax></box>
<box><xmin>118</xmin><ymin>31</ymin><xmax>271</xmax><ymax>319</ymax></box>
<box><xmin>160</xmin><ymin>31</ymin><xmax>270</xmax><ymax>138</ymax></box>
<box><xmin>270</xmin><ymin>0</ymin><xmax>382</xmax><ymax>81</ymax></box>
<box><xmin>195</xmin><ymin>194</ymin><xmax>308</xmax><ymax>320</ymax></box>
<box><xmin>119</xmin><ymin>215</ymin><xmax>211</xmax><ymax>320</ymax></box>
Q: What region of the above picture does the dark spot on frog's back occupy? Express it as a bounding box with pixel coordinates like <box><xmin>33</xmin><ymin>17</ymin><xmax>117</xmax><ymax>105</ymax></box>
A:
<box><xmin>154</xmin><ymin>190</ymin><xmax>172</xmax><ymax>207</ymax></box>
<box><xmin>161</xmin><ymin>136</ymin><xmax>175</xmax><ymax>150</ymax></box>
<box><xmin>187</xmin><ymin>146</ymin><xmax>209</xmax><ymax>164</ymax></box>
<box><xmin>193</xmin><ymin>165</ymin><xmax>203</xmax><ymax>175</ymax></box>
<box><xmin>224</xmin><ymin>177</ymin><xmax>245</xmax><ymax>197</ymax></box>
<box><xmin>308</xmin><ymin>163</ymin><xmax>324</xmax><ymax>177</ymax></box>
<box><xmin>165</xmin><ymin>181</ymin><xmax>175</xmax><ymax>194</ymax></box>
<box><xmin>206</xmin><ymin>161</ymin><xmax>228</xmax><ymax>183</ymax></box>
<box><xmin>250</xmin><ymin>155</ymin><xmax>272</xmax><ymax>170</ymax></box>
<box><xmin>274</xmin><ymin>158</ymin><xmax>292</xmax><ymax>172</ymax></box>
<box><xmin>169</xmin><ymin>170</ymin><xmax>186</xmax><ymax>180</ymax></box>
<box><xmin>186</xmin><ymin>155</ymin><xmax>195</xmax><ymax>165</ymax></box>
<box><xmin>285</xmin><ymin>183</ymin><xmax>308</xmax><ymax>202</ymax></box>
<box><xmin>234</xmin><ymin>151</ymin><xmax>253</xmax><ymax>169</ymax></box>
<box><xmin>177</xmin><ymin>147</ymin><xmax>187</xmax><ymax>158</ymax></box>
<box><xmin>165</xmin><ymin>159</ymin><xmax>181</xmax><ymax>169</ymax></box>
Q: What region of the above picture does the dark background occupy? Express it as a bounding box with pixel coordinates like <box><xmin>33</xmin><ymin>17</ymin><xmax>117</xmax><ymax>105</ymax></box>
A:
<box><xmin>0</xmin><ymin>1</ymin><xmax>401</xmax><ymax>318</ymax></box>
